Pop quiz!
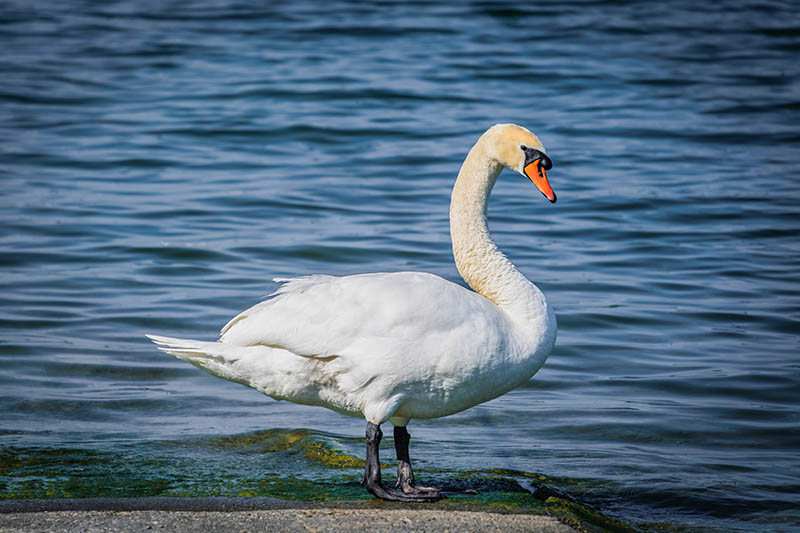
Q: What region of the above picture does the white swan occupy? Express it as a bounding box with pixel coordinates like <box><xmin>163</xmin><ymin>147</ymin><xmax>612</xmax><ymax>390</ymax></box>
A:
<box><xmin>147</xmin><ymin>123</ymin><xmax>558</xmax><ymax>502</ymax></box>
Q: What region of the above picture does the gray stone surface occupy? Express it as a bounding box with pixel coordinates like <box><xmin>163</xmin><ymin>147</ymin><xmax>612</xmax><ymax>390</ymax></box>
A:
<box><xmin>0</xmin><ymin>508</ymin><xmax>576</xmax><ymax>532</ymax></box>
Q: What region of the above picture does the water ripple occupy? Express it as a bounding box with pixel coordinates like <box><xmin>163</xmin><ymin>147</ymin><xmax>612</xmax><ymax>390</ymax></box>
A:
<box><xmin>1</xmin><ymin>0</ymin><xmax>799</xmax><ymax>530</ymax></box>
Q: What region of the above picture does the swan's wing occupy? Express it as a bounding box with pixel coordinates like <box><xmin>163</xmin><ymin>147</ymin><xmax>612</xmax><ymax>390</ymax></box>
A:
<box><xmin>218</xmin><ymin>271</ymin><xmax>506</xmax><ymax>361</ymax></box>
<box><xmin>209</xmin><ymin>272</ymin><xmax>520</xmax><ymax>423</ymax></box>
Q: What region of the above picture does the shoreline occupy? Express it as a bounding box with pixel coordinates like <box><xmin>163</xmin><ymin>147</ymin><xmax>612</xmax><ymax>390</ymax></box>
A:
<box><xmin>0</xmin><ymin>497</ymin><xmax>577</xmax><ymax>532</ymax></box>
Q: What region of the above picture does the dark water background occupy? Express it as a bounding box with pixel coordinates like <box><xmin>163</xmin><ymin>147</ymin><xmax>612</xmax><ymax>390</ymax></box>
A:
<box><xmin>2</xmin><ymin>1</ymin><xmax>799</xmax><ymax>531</ymax></box>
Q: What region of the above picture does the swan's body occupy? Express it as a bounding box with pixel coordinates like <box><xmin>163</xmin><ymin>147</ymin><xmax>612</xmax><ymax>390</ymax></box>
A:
<box><xmin>148</xmin><ymin>123</ymin><xmax>558</xmax><ymax>502</ymax></box>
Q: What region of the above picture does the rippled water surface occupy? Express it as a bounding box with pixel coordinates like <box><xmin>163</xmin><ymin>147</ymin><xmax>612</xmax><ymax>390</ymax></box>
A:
<box><xmin>2</xmin><ymin>1</ymin><xmax>799</xmax><ymax>531</ymax></box>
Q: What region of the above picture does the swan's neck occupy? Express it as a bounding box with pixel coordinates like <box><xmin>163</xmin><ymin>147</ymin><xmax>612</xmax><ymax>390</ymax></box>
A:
<box><xmin>449</xmin><ymin>138</ymin><xmax>543</xmax><ymax>322</ymax></box>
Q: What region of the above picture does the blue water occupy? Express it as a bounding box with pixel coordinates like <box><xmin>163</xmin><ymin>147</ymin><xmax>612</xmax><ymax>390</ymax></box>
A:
<box><xmin>2</xmin><ymin>1</ymin><xmax>799</xmax><ymax>530</ymax></box>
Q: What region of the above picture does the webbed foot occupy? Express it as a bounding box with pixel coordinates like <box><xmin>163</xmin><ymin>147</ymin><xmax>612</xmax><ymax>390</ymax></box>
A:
<box><xmin>363</xmin><ymin>422</ymin><xmax>443</xmax><ymax>502</ymax></box>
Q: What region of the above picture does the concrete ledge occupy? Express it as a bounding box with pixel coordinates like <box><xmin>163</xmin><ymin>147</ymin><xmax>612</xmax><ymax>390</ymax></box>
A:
<box><xmin>0</xmin><ymin>498</ymin><xmax>577</xmax><ymax>532</ymax></box>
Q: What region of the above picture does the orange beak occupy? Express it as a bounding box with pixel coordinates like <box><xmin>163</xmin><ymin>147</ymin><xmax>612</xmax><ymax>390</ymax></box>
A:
<box><xmin>524</xmin><ymin>159</ymin><xmax>557</xmax><ymax>203</ymax></box>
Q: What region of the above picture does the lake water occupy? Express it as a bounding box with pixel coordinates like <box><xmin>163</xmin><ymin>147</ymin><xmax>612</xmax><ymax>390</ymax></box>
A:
<box><xmin>1</xmin><ymin>1</ymin><xmax>799</xmax><ymax>531</ymax></box>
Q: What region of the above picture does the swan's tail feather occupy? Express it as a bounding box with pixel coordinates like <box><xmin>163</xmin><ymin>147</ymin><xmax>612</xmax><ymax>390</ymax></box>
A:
<box><xmin>146</xmin><ymin>334</ymin><xmax>251</xmax><ymax>385</ymax></box>
<box><xmin>147</xmin><ymin>334</ymin><xmax>211</xmax><ymax>357</ymax></box>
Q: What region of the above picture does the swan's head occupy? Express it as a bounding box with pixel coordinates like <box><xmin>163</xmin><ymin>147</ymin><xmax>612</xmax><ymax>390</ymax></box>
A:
<box><xmin>485</xmin><ymin>123</ymin><xmax>556</xmax><ymax>203</ymax></box>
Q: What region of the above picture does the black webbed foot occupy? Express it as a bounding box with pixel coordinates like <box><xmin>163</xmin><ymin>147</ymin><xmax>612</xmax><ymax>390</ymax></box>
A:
<box><xmin>363</xmin><ymin>422</ymin><xmax>443</xmax><ymax>502</ymax></box>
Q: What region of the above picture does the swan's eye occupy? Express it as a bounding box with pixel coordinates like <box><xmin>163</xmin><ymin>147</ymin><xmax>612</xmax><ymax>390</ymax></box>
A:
<box><xmin>520</xmin><ymin>145</ymin><xmax>528</xmax><ymax>151</ymax></box>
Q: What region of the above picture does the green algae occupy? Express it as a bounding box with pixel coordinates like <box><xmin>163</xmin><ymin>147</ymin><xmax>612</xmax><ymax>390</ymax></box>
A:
<box><xmin>0</xmin><ymin>436</ymin><xmax>639</xmax><ymax>531</ymax></box>
<box><xmin>300</xmin><ymin>439</ymin><xmax>365</xmax><ymax>469</ymax></box>
<box><xmin>0</xmin><ymin>431</ymin><xmax>368</xmax><ymax>502</ymax></box>
<box><xmin>194</xmin><ymin>428</ymin><xmax>367</xmax><ymax>469</ymax></box>
<box><xmin>543</xmin><ymin>496</ymin><xmax>639</xmax><ymax>533</ymax></box>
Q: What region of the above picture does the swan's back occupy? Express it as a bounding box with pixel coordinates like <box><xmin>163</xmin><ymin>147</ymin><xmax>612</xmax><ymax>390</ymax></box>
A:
<box><xmin>221</xmin><ymin>272</ymin><xmax>511</xmax><ymax>362</ymax></box>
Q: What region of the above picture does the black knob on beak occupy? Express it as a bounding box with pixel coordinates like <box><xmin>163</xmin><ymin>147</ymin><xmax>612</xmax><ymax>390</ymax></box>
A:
<box><xmin>522</xmin><ymin>146</ymin><xmax>553</xmax><ymax>170</ymax></box>
<box><xmin>539</xmin><ymin>153</ymin><xmax>552</xmax><ymax>170</ymax></box>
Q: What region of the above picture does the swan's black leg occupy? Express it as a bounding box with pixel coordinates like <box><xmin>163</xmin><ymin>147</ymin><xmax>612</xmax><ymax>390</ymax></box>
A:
<box><xmin>393</xmin><ymin>425</ymin><xmax>442</xmax><ymax>496</ymax></box>
<box><xmin>363</xmin><ymin>422</ymin><xmax>442</xmax><ymax>502</ymax></box>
